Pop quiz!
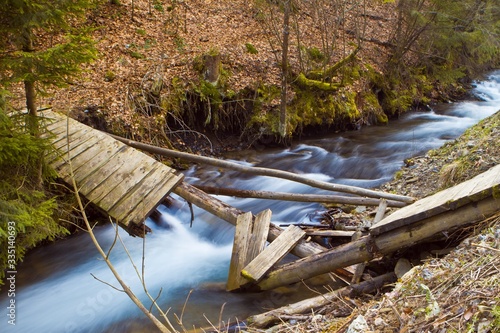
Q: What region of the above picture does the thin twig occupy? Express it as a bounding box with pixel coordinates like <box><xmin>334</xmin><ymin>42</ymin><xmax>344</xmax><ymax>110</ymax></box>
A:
<box><xmin>90</xmin><ymin>273</ymin><xmax>124</xmax><ymax>292</ymax></box>
<box><xmin>471</xmin><ymin>242</ymin><xmax>500</xmax><ymax>253</ymax></box>
<box><xmin>106</xmin><ymin>218</ymin><xmax>119</xmax><ymax>259</ymax></box>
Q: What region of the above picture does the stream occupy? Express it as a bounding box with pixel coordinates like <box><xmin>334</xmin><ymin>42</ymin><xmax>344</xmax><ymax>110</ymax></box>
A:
<box><xmin>1</xmin><ymin>70</ymin><xmax>499</xmax><ymax>332</ymax></box>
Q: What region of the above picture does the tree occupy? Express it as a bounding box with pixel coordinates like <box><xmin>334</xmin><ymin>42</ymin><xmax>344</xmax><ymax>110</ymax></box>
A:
<box><xmin>0</xmin><ymin>93</ymin><xmax>68</xmax><ymax>286</ymax></box>
<box><xmin>0</xmin><ymin>0</ymin><xmax>98</xmax><ymax>134</ymax></box>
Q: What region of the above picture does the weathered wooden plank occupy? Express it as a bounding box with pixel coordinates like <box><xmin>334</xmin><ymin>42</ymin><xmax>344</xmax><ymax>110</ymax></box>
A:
<box><xmin>109</xmin><ymin>165</ymin><xmax>177</xmax><ymax>222</ymax></box>
<box><xmin>85</xmin><ymin>149</ymin><xmax>150</xmax><ymax>205</ymax></box>
<box><xmin>370</xmin><ymin>164</ymin><xmax>500</xmax><ymax>236</ymax></box>
<box><xmin>246</xmin><ymin>209</ymin><xmax>272</xmax><ymax>264</ymax></box>
<box><xmin>58</xmin><ymin>136</ymin><xmax>123</xmax><ymax>180</ymax></box>
<box><xmin>51</xmin><ymin>125</ymin><xmax>94</xmax><ymax>149</ymax></box>
<box><xmin>242</xmin><ymin>225</ymin><xmax>306</xmax><ymax>283</ymax></box>
<box><xmin>125</xmin><ymin>171</ymin><xmax>184</xmax><ymax>226</ymax></box>
<box><xmin>95</xmin><ymin>156</ymin><xmax>158</xmax><ymax>212</ymax></box>
<box><xmin>227</xmin><ymin>212</ymin><xmax>254</xmax><ymax>291</ymax></box>
<box><xmin>47</xmin><ymin>134</ymin><xmax>100</xmax><ymax>168</ymax></box>
<box><xmin>53</xmin><ymin>135</ymin><xmax>105</xmax><ymax>172</ymax></box>
<box><xmin>77</xmin><ymin>146</ymin><xmax>132</xmax><ymax>197</ymax></box>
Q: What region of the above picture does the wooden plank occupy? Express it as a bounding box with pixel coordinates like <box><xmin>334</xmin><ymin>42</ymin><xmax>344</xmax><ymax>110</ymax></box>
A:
<box><xmin>227</xmin><ymin>212</ymin><xmax>253</xmax><ymax>291</ymax></box>
<box><xmin>95</xmin><ymin>156</ymin><xmax>158</xmax><ymax>212</ymax></box>
<box><xmin>51</xmin><ymin>124</ymin><xmax>94</xmax><ymax>148</ymax></box>
<box><xmin>109</xmin><ymin>165</ymin><xmax>180</xmax><ymax>223</ymax></box>
<box><xmin>52</xmin><ymin>135</ymin><xmax>103</xmax><ymax>171</ymax></box>
<box><xmin>77</xmin><ymin>146</ymin><xmax>132</xmax><ymax>197</ymax></box>
<box><xmin>245</xmin><ymin>209</ymin><xmax>272</xmax><ymax>264</ymax></box>
<box><xmin>125</xmin><ymin>171</ymin><xmax>184</xmax><ymax>226</ymax></box>
<box><xmin>242</xmin><ymin>225</ymin><xmax>306</xmax><ymax>283</ymax></box>
<box><xmin>70</xmin><ymin>140</ymin><xmax>124</xmax><ymax>183</ymax></box>
<box><xmin>370</xmin><ymin>164</ymin><xmax>500</xmax><ymax>236</ymax></box>
<box><xmin>84</xmin><ymin>149</ymin><xmax>150</xmax><ymax>204</ymax></box>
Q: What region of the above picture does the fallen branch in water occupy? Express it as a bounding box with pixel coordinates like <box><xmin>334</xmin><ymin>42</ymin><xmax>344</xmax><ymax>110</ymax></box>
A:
<box><xmin>109</xmin><ymin>133</ymin><xmax>414</xmax><ymax>204</ymax></box>
<box><xmin>194</xmin><ymin>185</ymin><xmax>407</xmax><ymax>207</ymax></box>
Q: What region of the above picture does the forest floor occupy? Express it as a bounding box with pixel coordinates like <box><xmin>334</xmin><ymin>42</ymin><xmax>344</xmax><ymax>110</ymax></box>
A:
<box><xmin>26</xmin><ymin>0</ymin><xmax>402</xmax><ymax>150</ymax></box>
<box><xmin>249</xmin><ymin>111</ymin><xmax>500</xmax><ymax>332</ymax></box>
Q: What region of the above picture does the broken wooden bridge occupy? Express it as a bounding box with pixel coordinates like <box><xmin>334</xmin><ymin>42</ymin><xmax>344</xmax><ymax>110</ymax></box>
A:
<box><xmin>42</xmin><ymin>109</ymin><xmax>499</xmax><ymax>293</ymax></box>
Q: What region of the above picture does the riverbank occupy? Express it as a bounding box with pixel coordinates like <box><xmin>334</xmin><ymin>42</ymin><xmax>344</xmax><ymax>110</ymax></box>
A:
<box><xmin>22</xmin><ymin>0</ymin><xmax>497</xmax><ymax>151</ymax></box>
<box><xmin>249</xmin><ymin>110</ymin><xmax>499</xmax><ymax>332</ymax></box>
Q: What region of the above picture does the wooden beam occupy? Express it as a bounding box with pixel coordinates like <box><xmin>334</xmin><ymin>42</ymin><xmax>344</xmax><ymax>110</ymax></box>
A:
<box><xmin>304</xmin><ymin>230</ymin><xmax>355</xmax><ymax>237</ymax></box>
<box><xmin>247</xmin><ymin>272</ymin><xmax>396</xmax><ymax>328</ymax></box>
<box><xmin>246</xmin><ymin>209</ymin><xmax>272</xmax><ymax>263</ymax></box>
<box><xmin>194</xmin><ymin>186</ymin><xmax>407</xmax><ymax>208</ymax></box>
<box><xmin>173</xmin><ymin>182</ymin><xmax>327</xmax><ymax>258</ymax></box>
<box><xmin>242</xmin><ymin>225</ymin><xmax>306</xmax><ymax>283</ymax></box>
<box><xmin>254</xmin><ymin>195</ymin><xmax>499</xmax><ymax>291</ymax></box>
<box><xmin>370</xmin><ymin>164</ymin><xmax>500</xmax><ymax>236</ymax></box>
<box><xmin>227</xmin><ymin>212</ymin><xmax>254</xmax><ymax>291</ymax></box>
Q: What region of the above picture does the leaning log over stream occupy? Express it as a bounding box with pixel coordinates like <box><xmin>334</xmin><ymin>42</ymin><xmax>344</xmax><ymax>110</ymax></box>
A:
<box><xmin>194</xmin><ymin>185</ymin><xmax>407</xmax><ymax>207</ymax></box>
<box><xmin>110</xmin><ymin>134</ymin><xmax>413</xmax><ymax>204</ymax></box>
<box><xmin>172</xmin><ymin>182</ymin><xmax>327</xmax><ymax>258</ymax></box>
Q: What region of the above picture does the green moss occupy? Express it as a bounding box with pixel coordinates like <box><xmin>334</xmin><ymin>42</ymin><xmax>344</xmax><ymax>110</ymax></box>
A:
<box><xmin>245</xmin><ymin>43</ymin><xmax>258</xmax><ymax>54</ymax></box>
<box><xmin>306</xmin><ymin>47</ymin><xmax>325</xmax><ymax>62</ymax></box>
<box><xmin>129</xmin><ymin>51</ymin><xmax>145</xmax><ymax>59</ymax></box>
<box><xmin>287</xmin><ymin>88</ymin><xmax>360</xmax><ymax>131</ymax></box>
<box><xmin>360</xmin><ymin>91</ymin><xmax>387</xmax><ymax>124</ymax></box>
<box><xmin>296</xmin><ymin>73</ymin><xmax>341</xmax><ymax>91</ymax></box>
<box><xmin>104</xmin><ymin>70</ymin><xmax>116</xmax><ymax>82</ymax></box>
<box><xmin>492</xmin><ymin>184</ymin><xmax>500</xmax><ymax>199</ymax></box>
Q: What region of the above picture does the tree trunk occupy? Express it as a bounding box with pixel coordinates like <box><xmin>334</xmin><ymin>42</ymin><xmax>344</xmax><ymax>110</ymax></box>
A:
<box><xmin>194</xmin><ymin>185</ymin><xmax>406</xmax><ymax>207</ymax></box>
<box><xmin>22</xmin><ymin>26</ymin><xmax>43</xmax><ymax>187</ymax></box>
<box><xmin>279</xmin><ymin>0</ymin><xmax>290</xmax><ymax>137</ymax></box>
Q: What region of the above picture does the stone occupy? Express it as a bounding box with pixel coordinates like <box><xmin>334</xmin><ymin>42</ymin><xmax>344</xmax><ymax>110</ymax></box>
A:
<box><xmin>395</xmin><ymin>258</ymin><xmax>412</xmax><ymax>279</ymax></box>
<box><xmin>347</xmin><ymin>315</ymin><xmax>370</xmax><ymax>333</ymax></box>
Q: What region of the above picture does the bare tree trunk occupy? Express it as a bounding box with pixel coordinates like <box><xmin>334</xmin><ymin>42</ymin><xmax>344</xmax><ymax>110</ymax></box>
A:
<box><xmin>22</xmin><ymin>26</ymin><xmax>43</xmax><ymax>187</ymax></box>
<box><xmin>279</xmin><ymin>0</ymin><xmax>290</xmax><ymax>137</ymax></box>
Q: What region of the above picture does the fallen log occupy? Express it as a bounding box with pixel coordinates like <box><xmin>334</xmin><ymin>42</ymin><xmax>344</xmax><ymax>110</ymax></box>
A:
<box><xmin>110</xmin><ymin>134</ymin><xmax>413</xmax><ymax>203</ymax></box>
<box><xmin>247</xmin><ymin>272</ymin><xmax>396</xmax><ymax>328</ymax></box>
<box><xmin>255</xmin><ymin>195</ymin><xmax>499</xmax><ymax>291</ymax></box>
<box><xmin>194</xmin><ymin>186</ymin><xmax>407</xmax><ymax>208</ymax></box>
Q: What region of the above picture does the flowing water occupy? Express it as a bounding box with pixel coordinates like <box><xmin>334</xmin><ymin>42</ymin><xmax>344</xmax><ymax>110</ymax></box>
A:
<box><xmin>2</xmin><ymin>71</ymin><xmax>499</xmax><ymax>332</ymax></box>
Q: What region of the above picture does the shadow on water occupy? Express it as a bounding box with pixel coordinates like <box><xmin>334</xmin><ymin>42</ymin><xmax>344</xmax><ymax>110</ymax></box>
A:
<box><xmin>1</xmin><ymin>71</ymin><xmax>499</xmax><ymax>332</ymax></box>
